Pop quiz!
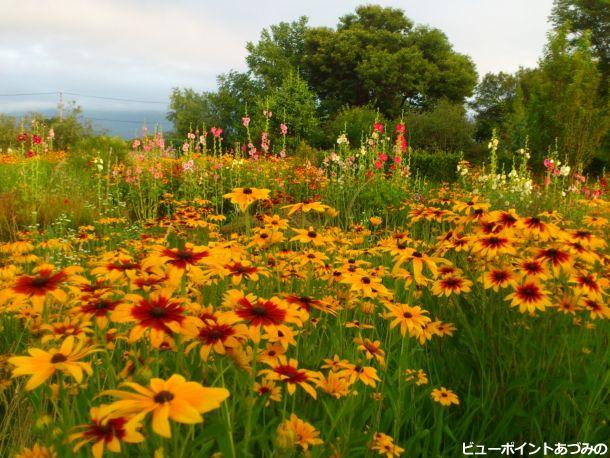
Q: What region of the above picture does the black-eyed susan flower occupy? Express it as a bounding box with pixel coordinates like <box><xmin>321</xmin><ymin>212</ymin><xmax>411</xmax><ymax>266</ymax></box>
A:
<box><xmin>471</xmin><ymin>233</ymin><xmax>517</xmax><ymax>259</ymax></box>
<box><xmin>535</xmin><ymin>246</ymin><xmax>573</xmax><ymax>274</ymax></box>
<box><xmin>102</xmin><ymin>374</ymin><xmax>230</xmax><ymax>438</ymax></box>
<box><xmin>371</xmin><ymin>432</ymin><xmax>405</xmax><ymax>457</ymax></box>
<box><xmin>338</xmin><ymin>362</ymin><xmax>381</xmax><ymax>387</ymax></box>
<box><xmin>517</xmin><ymin>216</ymin><xmax>559</xmax><ymax>241</ymax></box>
<box><xmin>69</xmin><ymin>406</ymin><xmax>144</xmax><ymax>458</ymax></box>
<box><xmin>431</xmin><ymin>274</ymin><xmax>473</xmax><ymax>296</ymax></box>
<box><xmin>14</xmin><ymin>444</ymin><xmax>57</xmax><ymax>458</ymax></box>
<box><xmin>184</xmin><ymin>313</ymin><xmax>248</xmax><ymax>360</ymax></box>
<box><xmin>290</xmin><ymin>227</ymin><xmax>329</xmax><ymax>246</ymax></box>
<box><xmin>316</xmin><ymin>371</ymin><xmax>352</xmax><ymax>398</ymax></box>
<box><xmin>431</xmin><ymin>387</ymin><xmax>459</xmax><ymax>406</ymax></box>
<box><xmin>282</xmin><ymin>201</ymin><xmax>330</xmax><ymax>216</ymax></box>
<box><xmin>570</xmin><ymin>272</ymin><xmax>608</xmax><ymax>299</ymax></box>
<box><xmin>111</xmin><ymin>292</ymin><xmax>201</xmax><ymax>348</ymax></box>
<box><xmin>8</xmin><ymin>336</ymin><xmax>96</xmax><ymax>390</ymax></box>
<box><xmin>354</xmin><ymin>337</ymin><xmax>386</xmax><ymax>365</ymax></box>
<box><xmin>254</xmin><ymin>379</ymin><xmax>282</xmax><ymax>405</ymax></box>
<box><xmin>224</xmin><ymin>187</ymin><xmax>270</xmax><ymax>211</ymax></box>
<box><xmin>0</xmin><ymin>264</ymin><xmax>83</xmax><ymax>310</ymax></box>
<box><xmin>224</xmin><ymin>290</ymin><xmax>306</xmax><ymax>343</ymax></box>
<box><xmin>481</xmin><ymin>267</ymin><xmax>517</xmax><ymax>291</ymax></box>
<box><xmin>259</xmin><ymin>356</ymin><xmax>321</xmax><ymax>398</ymax></box>
<box><xmin>505</xmin><ymin>281</ymin><xmax>551</xmax><ymax>314</ymax></box>
<box><xmin>384</xmin><ymin>303</ymin><xmax>431</xmax><ymax>338</ymax></box>
<box><xmin>276</xmin><ymin>414</ymin><xmax>323</xmax><ymax>451</ymax></box>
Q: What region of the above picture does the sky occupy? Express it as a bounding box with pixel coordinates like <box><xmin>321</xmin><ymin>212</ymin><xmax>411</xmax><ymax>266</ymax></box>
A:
<box><xmin>1</xmin><ymin>0</ymin><xmax>555</xmax><ymax>115</ymax></box>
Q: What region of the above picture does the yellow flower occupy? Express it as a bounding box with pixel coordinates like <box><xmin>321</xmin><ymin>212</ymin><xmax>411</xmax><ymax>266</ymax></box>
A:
<box><xmin>290</xmin><ymin>227</ymin><xmax>329</xmax><ymax>246</ymax></box>
<box><xmin>369</xmin><ymin>216</ymin><xmax>383</xmax><ymax>226</ymax></box>
<box><xmin>276</xmin><ymin>414</ymin><xmax>323</xmax><ymax>451</ymax></box>
<box><xmin>281</xmin><ymin>201</ymin><xmax>330</xmax><ymax>215</ymax></box>
<box><xmin>69</xmin><ymin>406</ymin><xmax>144</xmax><ymax>458</ymax></box>
<box><xmin>384</xmin><ymin>303</ymin><xmax>431</xmax><ymax>338</ymax></box>
<box><xmin>102</xmin><ymin>374</ymin><xmax>230</xmax><ymax>438</ymax></box>
<box><xmin>111</xmin><ymin>291</ymin><xmax>201</xmax><ymax>348</ymax></box>
<box><xmin>223</xmin><ymin>187</ymin><xmax>270</xmax><ymax>211</ymax></box>
<box><xmin>8</xmin><ymin>336</ymin><xmax>96</xmax><ymax>390</ymax></box>
<box><xmin>505</xmin><ymin>281</ymin><xmax>551</xmax><ymax>315</ymax></box>
<box><xmin>371</xmin><ymin>432</ymin><xmax>404</xmax><ymax>457</ymax></box>
<box><xmin>14</xmin><ymin>443</ymin><xmax>57</xmax><ymax>458</ymax></box>
<box><xmin>431</xmin><ymin>387</ymin><xmax>459</xmax><ymax>406</ymax></box>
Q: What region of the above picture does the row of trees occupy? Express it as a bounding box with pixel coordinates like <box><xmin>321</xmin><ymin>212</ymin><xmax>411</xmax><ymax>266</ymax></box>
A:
<box><xmin>471</xmin><ymin>0</ymin><xmax>609</xmax><ymax>167</ymax></box>
<box><xmin>168</xmin><ymin>1</ymin><xmax>608</xmax><ymax>169</ymax></box>
<box><xmin>168</xmin><ymin>5</ymin><xmax>477</xmax><ymax>151</ymax></box>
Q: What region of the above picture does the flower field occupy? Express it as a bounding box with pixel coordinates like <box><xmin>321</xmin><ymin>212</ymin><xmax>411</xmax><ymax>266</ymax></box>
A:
<box><xmin>0</xmin><ymin>124</ymin><xmax>609</xmax><ymax>457</ymax></box>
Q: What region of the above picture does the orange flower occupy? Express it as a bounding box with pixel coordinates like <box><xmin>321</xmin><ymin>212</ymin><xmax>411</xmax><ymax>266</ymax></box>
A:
<box><xmin>111</xmin><ymin>292</ymin><xmax>201</xmax><ymax>348</ymax></box>
<box><xmin>224</xmin><ymin>187</ymin><xmax>270</xmax><ymax>211</ymax></box>
<box><xmin>8</xmin><ymin>336</ymin><xmax>97</xmax><ymax>390</ymax></box>
<box><xmin>69</xmin><ymin>407</ymin><xmax>144</xmax><ymax>458</ymax></box>
<box><xmin>259</xmin><ymin>356</ymin><xmax>321</xmax><ymax>398</ymax></box>
<box><xmin>505</xmin><ymin>281</ymin><xmax>551</xmax><ymax>314</ymax></box>
<box><xmin>431</xmin><ymin>387</ymin><xmax>459</xmax><ymax>406</ymax></box>
<box><xmin>102</xmin><ymin>374</ymin><xmax>229</xmax><ymax>438</ymax></box>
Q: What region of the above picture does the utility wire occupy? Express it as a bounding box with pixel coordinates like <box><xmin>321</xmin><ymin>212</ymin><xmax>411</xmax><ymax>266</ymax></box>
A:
<box><xmin>0</xmin><ymin>92</ymin><xmax>58</xmax><ymax>97</ymax></box>
<box><xmin>85</xmin><ymin>117</ymin><xmax>168</xmax><ymax>124</ymax></box>
<box><xmin>1</xmin><ymin>91</ymin><xmax>170</xmax><ymax>124</ymax></box>
<box><xmin>63</xmin><ymin>92</ymin><xmax>167</xmax><ymax>104</ymax></box>
<box><xmin>0</xmin><ymin>91</ymin><xmax>168</xmax><ymax>104</ymax></box>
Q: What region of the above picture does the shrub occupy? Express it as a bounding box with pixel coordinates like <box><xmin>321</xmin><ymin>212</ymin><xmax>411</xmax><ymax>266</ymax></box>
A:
<box><xmin>404</xmin><ymin>99</ymin><xmax>474</xmax><ymax>152</ymax></box>
<box><xmin>326</xmin><ymin>106</ymin><xmax>386</xmax><ymax>148</ymax></box>
<box><xmin>409</xmin><ymin>150</ymin><xmax>461</xmax><ymax>182</ymax></box>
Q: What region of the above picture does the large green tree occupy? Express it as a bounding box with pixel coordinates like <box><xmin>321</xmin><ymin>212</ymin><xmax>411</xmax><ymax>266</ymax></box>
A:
<box><xmin>167</xmin><ymin>88</ymin><xmax>215</xmax><ymax>136</ymax></box>
<box><xmin>511</xmin><ymin>27</ymin><xmax>609</xmax><ymax>166</ymax></box>
<box><xmin>268</xmin><ymin>71</ymin><xmax>319</xmax><ymax>148</ymax></box>
<box><xmin>470</xmin><ymin>72</ymin><xmax>519</xmax><ymax>142</ymax></box>
<box><xmin>551</xmin><ymin>0</ymin><xmax>610</xmax><ymax>93</ymax></box>
<box><xmin>245</xmin><ymin>17</ymin><xmax>308</xmax><ymax>89</ymax></box>
<box><xmin>301</xmin><ymin>5</ymin><xmax>477</xmax><ymax>117</ymax></box>
<box><xmin>168</xmin><ymin>73</ymin><xmax>263</xmax><ymax>143</ymax></box>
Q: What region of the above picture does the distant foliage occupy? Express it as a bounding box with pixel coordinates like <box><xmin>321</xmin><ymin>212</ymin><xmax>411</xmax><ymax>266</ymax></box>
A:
<box><xmin>405</xmin><ymin>100</ymin><xmax>474</xmax><ymax>152</ymax></box>
<box><xmin>409</xmin><ymin>151</ymin><xmax>461</xmax><ymax>182</ymax></box>
<box><xmin>327</xmin><ymin>106</ymin><xmax>385</xmax><ymax>147</ymax></box>
<box><xmin>511</xmin><ymin>27</ymin><xmax>609</xmax><ymax>167</ymax></box>
<box><xmin>268</xmin><ymin>71</ymin><xmax>319</xmax><ymax>148</ymax></box>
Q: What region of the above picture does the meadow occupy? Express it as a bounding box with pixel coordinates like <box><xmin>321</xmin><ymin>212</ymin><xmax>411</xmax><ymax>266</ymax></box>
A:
<box><xmin>0</xmin><ymin>120</ymin><xmax>608</xmax><ymax>457</ymax></box>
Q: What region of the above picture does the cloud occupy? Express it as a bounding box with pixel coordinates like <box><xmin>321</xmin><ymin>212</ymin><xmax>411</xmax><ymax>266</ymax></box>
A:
<box><xmin>0</xmin><ymin>0</ymin><xmax>554</xmax><ymax>112</ymax></box>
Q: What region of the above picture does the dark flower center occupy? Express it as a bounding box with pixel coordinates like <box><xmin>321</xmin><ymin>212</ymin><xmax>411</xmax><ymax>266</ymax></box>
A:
<box><xmin>243</xmin><ymin>188</ymin><xmax>253</xmax><ymax>195</ymax></box>
<box><xmin>153</xmin><ymin>390</ymin><xmax>175</xmax><ymax>403</ymax></box>
<box><xmin>149</xmin><ymin>306</ymin><xmax>167</xmax><ymax>318</ymax></box>
<box><xmin>51</xmin><ymin>353</ymin><xmax>68</xmax><ymax>363</ymax></box>
<box><xmin>30</xmin><ymin>276</ymin><xmax>50</xmax><ymax>287</ymax></box>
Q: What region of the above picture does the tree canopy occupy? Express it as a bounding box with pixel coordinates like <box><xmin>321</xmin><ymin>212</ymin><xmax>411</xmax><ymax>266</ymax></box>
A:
<box><xmin>301</xmin><ymin>5</ymin><xmax>477</xmax><ymax>117</ymax></box>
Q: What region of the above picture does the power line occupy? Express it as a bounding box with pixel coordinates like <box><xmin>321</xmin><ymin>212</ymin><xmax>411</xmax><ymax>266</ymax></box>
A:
<box><xmin>0</xmin><ymin>91</ymin><xmax>168</xmax><ymax>105</ymax></box>
<box><xmin>0</xmin><ymin>92</ymin><xmax>58</xmax><ymax>97</ymax></box>
<box><xmin>63</xmin><ymin>92</ymin><xmax>167</xmax><ymax>105</ymax></box>
<box><xmin>84</xmin><ymin>117</ymin><xmax>169</xmax><ymax>125</ymax></box>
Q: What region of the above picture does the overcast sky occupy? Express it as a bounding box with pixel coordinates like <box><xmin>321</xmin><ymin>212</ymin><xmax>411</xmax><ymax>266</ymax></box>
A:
<box><xmin>1</xmin><ymin>0</ymin><xmax>554</xmax><ymax>112</ymax></box>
